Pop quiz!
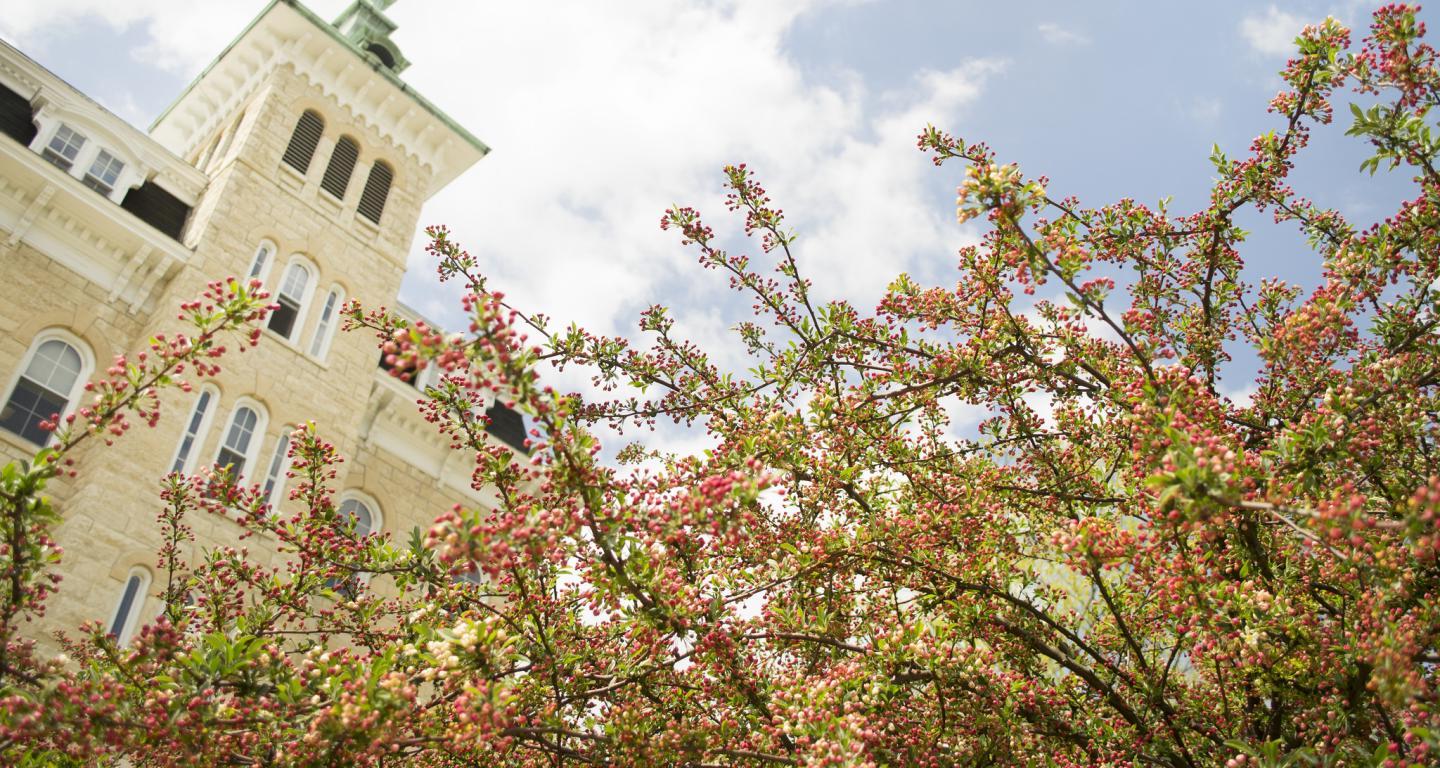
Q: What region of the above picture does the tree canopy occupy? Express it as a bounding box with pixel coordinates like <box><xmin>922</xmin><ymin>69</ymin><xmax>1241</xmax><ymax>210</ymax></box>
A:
<box><xmin>4</xmin><ymin>7</ymin><xmax>1440</xmax><ymax>767</ymax></box>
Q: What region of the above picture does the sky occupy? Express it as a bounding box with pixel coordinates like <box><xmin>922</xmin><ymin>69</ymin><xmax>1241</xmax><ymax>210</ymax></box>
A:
<box><xmin>0</xmin><ymin>0</ymin><xmax>1427</xmax><ymax>445</ymax></box>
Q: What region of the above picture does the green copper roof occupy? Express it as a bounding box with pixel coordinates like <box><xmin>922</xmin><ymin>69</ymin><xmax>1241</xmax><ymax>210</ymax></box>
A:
<box><xmin>149</xmin><ymin>0</ymin><xmax>488</xmax><ymax>156</ymax></box>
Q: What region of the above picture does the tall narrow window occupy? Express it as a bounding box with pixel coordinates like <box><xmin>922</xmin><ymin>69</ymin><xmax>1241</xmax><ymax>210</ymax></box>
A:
<box><xmin>215</xmin><ymin>405</ymin><xmax>260</xmax><ymax>480</ymax></box>
<box><xmin>1</xmin><ymin>337</ymin><xmax>86</xmax><ymax>445</ymax></box>
<box><xmin>83</xmin><ymin>150</ymin><xmax>125</xmax><ymax>196</ymax></box>
<box><xmin>171</xmin><ymin>387</ymin><xmax>216</xmax><ymax>473</ymax></box>
<box><xmin>266</xmin><ymin>262</ymin><xmax>311</xmax><ymax>339</ymax></box>
<box><xmin>108</xmin><ymin>567</ymin><xmax>151</xmax><ymax>646</ymax></box>
<box><xmin>260</xmin><ymin>432</ymin><xmax>290</xmax><ymax>506</ymax></box>
<box><xmin>247</xmin><ymin>241</ymin><xmax>275</xmax><ymax>281</ymax></box>
<box><xmin>319</xmin><ymin>136</ymin><xmax>359</xmax><ymax>199</ymax></box>
<box><xmin>356</xmin><ymin>161</ymin><xmax>393</xmax><ymax>224</ymax></box>
<box><xmin>281</xmin><ymin>110</ymin><xmax>324</xmax><ymax>173</ymax></box>
<box><xmin>42</xmin><ymin>124</ymin><xmax>86</xmax><ymax>171</ymax></box>
<box><xmin>308</xmin><ymin>288</ymin><xmax>343</xmax><ymax>358</ymax></box>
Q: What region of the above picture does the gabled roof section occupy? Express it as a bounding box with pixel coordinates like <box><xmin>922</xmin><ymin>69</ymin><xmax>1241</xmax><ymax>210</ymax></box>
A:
<box><xmin>149</xmin><ymin>0</ymin><xmax>488</xmax><ymax>199</ymax></box>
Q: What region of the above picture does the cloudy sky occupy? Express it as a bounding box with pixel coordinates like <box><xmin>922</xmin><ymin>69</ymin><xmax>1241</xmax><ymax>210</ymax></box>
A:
<box><xmin>0</xmin><ymin>0</ymin><xmax>1425</xmax><ymax>437</ymax></box>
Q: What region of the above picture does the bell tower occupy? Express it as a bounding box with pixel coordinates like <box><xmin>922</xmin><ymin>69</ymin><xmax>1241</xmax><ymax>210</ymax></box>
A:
<box><xmin>137</xmin><ymin>0</ymin><xmax>491</xmax><ymax>479</ymax></box>
<box><xmin>147</xmin><ymin>0</ymin><xmax>487</xmax><ymax>261</ymax></box>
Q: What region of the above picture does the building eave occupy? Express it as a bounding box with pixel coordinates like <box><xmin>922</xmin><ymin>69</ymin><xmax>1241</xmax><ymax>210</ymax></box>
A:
<box><xmin>149</xmin><ymin>0</ymin><xmax>488</xmax><ymax>199</ymax></box>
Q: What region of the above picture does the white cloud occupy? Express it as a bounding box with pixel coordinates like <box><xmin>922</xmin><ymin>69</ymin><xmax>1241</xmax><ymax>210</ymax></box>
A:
<box><xmin>1037</xmin><ymin>22</ymin><xmax>1089</xmax><ymax>46</ymax></box>
<box><xmin>1184</xmin><ymin>95</ymin><xmax>1223</xmax><ymax>125</ymax></box>
<box><xmin>0</xmin><ymin>0</ymin><xmax>268</xmax><ymax>74</ymax></box>
<box><xmin>1239</xmin><ymin>6</ymin><xmax>1307</xmax><ymax>57</ymax></box>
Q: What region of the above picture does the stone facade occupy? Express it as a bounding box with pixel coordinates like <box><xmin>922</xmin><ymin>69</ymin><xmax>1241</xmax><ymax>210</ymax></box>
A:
<box><xmin>0</xmin><ymin>0</ymin><xmax>507</xmax><ymax>649</ymax></box>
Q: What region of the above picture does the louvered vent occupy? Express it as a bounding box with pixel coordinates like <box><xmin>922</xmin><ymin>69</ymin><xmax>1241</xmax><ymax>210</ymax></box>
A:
<box><xmin>320</xmin><ymin>136</ymin><xmax>359</xmax><ymax>199</ymax></box>
<box><xmin>281</xmin><ymin>110</ymin><xmax>324</xmax><ymax>173</ymax></box>
<box><xmin>357</xmin><ymin>161</ymin><xmax>393</xmax><ymax>224</ymax></box>
<box><xmin>0</xmin><ymin>83</ymin><xmax>37</xmax><ymax>146</ymax></box>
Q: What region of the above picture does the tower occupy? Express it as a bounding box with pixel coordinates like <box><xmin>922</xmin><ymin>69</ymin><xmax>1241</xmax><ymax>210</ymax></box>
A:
<box><xmin>0</xmin><ymin>0</ymin><xmax>509</xmax><ymax>647</ymax></box>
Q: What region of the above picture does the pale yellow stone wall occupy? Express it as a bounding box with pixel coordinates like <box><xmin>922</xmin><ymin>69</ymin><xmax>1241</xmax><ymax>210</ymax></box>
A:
<box><xmin>1</xmin><ymin>61</ymin><xmax>489</xmax><ymax>651</ymax></box>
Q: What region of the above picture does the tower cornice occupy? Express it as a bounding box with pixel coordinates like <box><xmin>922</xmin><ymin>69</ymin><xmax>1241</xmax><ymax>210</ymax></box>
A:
<box><xmin>149</xmin><ymin>0</ymin><xmax>488</xmax><ymax>199</ymax></box>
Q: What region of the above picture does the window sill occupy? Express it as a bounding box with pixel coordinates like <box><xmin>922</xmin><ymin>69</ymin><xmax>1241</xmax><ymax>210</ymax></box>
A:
<box><xmin>277</xmin><ymin>162</ymin><xmax>307</xmax><ymax>186</ymax></box>
<box><xmin>317</xmin><ymin>189</ymin><xmax>344</xmax><ymax>213</ymax></box>
<box><xmin>259</xmin><ymin>327</ymin><xmax>332</xmax><ymax>371</ymax></box>
<box><xmin>354</xmin><ymin>212</ymin><xmax>381</xmax><ymax>236</ymax></box>
<box><xmin>0</xmin><ymin>426</ymin><xmax>46</xmax><ymax>457</ymax></box>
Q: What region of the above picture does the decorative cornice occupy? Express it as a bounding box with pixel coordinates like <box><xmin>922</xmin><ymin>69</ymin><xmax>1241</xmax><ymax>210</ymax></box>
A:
<box><xmin>150</xmin><ymin>0</ymin><xmax>487</xmax><ymax>199</ymax></box>
<box><xmin>0</xmin><ymin>139</ymin><xmax>192</xmax><ymax>315</ymax></box>
<box><xmin>0</xmin><ymin>39</ymin><xmax>209</xmax><ymax>204</ymax></box>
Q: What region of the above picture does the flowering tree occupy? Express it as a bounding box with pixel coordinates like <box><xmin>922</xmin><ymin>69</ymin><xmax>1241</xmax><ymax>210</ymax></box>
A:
<box><xmin>5</xmin><ymin>6</ymin><xmax>1440</xmax><ymax>767</ymax></box>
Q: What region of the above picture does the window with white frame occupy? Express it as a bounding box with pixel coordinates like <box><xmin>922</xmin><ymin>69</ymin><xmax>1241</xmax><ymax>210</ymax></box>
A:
<box><xmin>42</xmin><ymin>124</ymin><xmax>86</xmax><ymax>171</ymax></box>
<box><xmin>247</xmin><ymin>240</ymin><xmax>275</xmax><ymax>282</ymax></box>
<box><xmin>308</xmin><ymin>287</ymin><xmax>343</xmax><ymax>359</ymax></box>
<box><xmin>171</xmin><ymin>386</ymin><xmax>218</xmax><ymax>474</ymax></box>
<box><xmin>108</xmin><ymin>567</ymin><xmax>151</xmax><ymax>646</ymax></box>
<box><xmin>338</xmin><ymin>495</ymin><xmax>377</xmax><ymax>538</ymax></box>
<box><xmin>267</xmin><ymin>261</ymin><xmax>312</xmax><ymax>340</ymax></box>
<box><xmin>328</xmin><ymin>493</ymin><xmax>381</xmax><ymax>597</ymax></box>
<box><xmin>0</xmin><ymin>334</ymin><xmax>89</xmax><ymax>446</ymax></box>
<box><xmin>259</xmin><ymin>431</ymin><xmax>290</xmax><ymax>507</ymax></box>
<box><xmin>215</xmin><ymin>403</ymin><xmax>264</xmax><ymax>481</ymax></box>
<box><xmin>83</xmin><ymin>150</ymin><xmax>125</xmax><ymax>196</ymax></box>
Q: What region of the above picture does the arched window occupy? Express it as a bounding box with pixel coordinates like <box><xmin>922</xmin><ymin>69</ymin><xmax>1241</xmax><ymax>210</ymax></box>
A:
<box><xmin>308</xmin><ymin>286</ymin><xmax>344</xmax><ymax>359</ymax></box>
<box><xmin>171</xmin><ymin>386</ymin><xmax>218</xmax><ymax>474</ymax></box>
<box><xmin>247</xmin><ymin>240</ymin><xmax>275</xmax><ymax>282</ymax></box>
<box><xmin>338</xmin><ymin>495</ymin><xmax>378</xmax><ymax>538</ymax></box>
<box><xmin>108</xmin><ymin>567</ymin><xmax>151</xmax><ymax>646</ymax></box>
<box><xmin>1</xmin><ymin>334</ymin><xmax>90</xmax><ymax>446</ymax></box>
<box><xmin>267</xmin><ymin>260</ymin><xmax>312</xmax><ymax>340</ymax></box>
<box><xmin>215</xmin><ymin>402</ymin><xmax>265</xmax><ymax>482</ymax></box>
<box><xmin>281</xmin><ymin>110</ymin><xmax>324</xmax><ymax>173</ymax></box>
<box><xmin>329</xmin><ymin>493</ymin><xmax>381</xmax><ymax>597</ymax></box>
<box><xmin>357</xmin><ymin>161</ymin><xmax>393</xmax><ymax>224</ymax></box>
<box><xmin>259</xmin><ymin>430</ymin><xmax>290</xmax><ymax>507</ymax></box>
<box><xmin>319</xmin><ymin>136</ymin><xmax>359</xmax><ymax>199</ymax></box>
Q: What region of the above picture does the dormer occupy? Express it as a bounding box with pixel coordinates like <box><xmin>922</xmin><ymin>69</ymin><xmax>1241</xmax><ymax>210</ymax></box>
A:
<box><xmin>0</xmin><ymin>39</ymin><xmax>207</xmax><ymax>312</ymax></box>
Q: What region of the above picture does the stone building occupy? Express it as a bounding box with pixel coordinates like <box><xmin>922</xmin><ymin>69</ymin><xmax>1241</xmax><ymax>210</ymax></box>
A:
<box><xmin>0</xmin><ymin>0</ymin><xmax>518</xmax><ymax>646</ymax></box>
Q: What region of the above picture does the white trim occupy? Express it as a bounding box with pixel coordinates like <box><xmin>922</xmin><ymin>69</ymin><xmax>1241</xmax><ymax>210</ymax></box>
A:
<box><xmin>266</xmin><ymin>253</ymin><xmax>318</xmax><ymax>344</ymax></box>
<box><xmin>337</xmin><ymin>489</ymin><xmax>383</xmax><ymax>537</ymax></box>
<box><xmin>213</xmin><ymin>397</ymin><xmax>269</xmax><ymax>484</ymax></box>
<box><xmin>29</xmin><ymin>117</ymin><xmax>142</xmax><ymax>204</ymax></box>
<box><xmin>108</xmin><ymin>566</ymin><xmax>151</xmax><ymax>646</ymax></box>
<box><xmin>0</xmin><ymin>328</ymin><xmax>95</xmax><ymax>447</ymax></box>
<box><xmin>247</xmin><ymin>239</ymin><xmax>277</xmax><ymax>284</ymax></box>
<box><xmin>259</xmin><ymin>427</ymin><xmax>293</xmax><ymax>510</ymax></box>
<box><xmin>307</xmin><ymin>284</ymin><xmax>344</xmax><ymax>360</ymax></box>
<box><xmin>168</xmin><ymin>384</ymin><xmax>220</xmax><ymax>474</ymax></box>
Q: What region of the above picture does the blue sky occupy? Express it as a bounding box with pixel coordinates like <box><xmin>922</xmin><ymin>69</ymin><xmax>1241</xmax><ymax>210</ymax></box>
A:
<box><xmin>2</xmin><ymin>0</ymin><xmax>1427</xmax><ymax>435</ymax></box>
